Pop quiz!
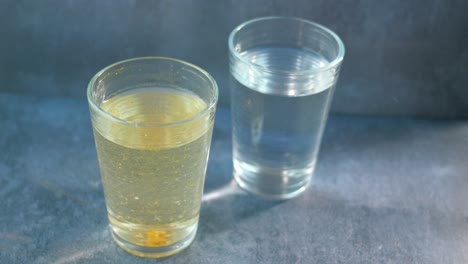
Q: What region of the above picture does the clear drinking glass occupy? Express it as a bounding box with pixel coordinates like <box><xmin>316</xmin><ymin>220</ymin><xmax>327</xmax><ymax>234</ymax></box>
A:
<box><xmin>87</xmin><ymin>57</ymin><xmax>218</xmax><ymax>258</ymax></box>
<box><xmin>229</xmin><ymin>17</ymin><xmax>345</xmax><ymax>199</ymax></box>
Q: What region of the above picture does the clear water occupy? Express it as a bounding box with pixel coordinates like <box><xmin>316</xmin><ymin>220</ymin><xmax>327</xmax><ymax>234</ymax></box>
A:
<box><xmin>231</xmin><ymin>46</ymin><xmax>334</xmax><ymax>199</ymax></box>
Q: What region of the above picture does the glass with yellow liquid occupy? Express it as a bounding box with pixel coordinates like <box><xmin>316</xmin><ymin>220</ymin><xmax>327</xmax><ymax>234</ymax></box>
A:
<box><xmin>87</xmin><ymin>57</ymin><xmax>218</xmax><ymax>258</ymax></box>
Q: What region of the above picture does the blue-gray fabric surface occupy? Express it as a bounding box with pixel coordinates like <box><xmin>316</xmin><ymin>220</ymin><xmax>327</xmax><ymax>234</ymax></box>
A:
<box><xmin>1</xmin><ymin>93</ymin><xmax>468</xmax><ymax>263</ymax></box>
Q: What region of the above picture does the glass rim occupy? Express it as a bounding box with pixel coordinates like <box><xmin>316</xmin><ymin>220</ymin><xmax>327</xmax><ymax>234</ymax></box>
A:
<box><xmin>228</xmin><ymin>16</ymin><xmax>345</xmax><ymax>75</ymax></box>
<box><xmin>87</xmin><ymin>56</ymin><xmax>218</xmax><ymax>127</ymax></box>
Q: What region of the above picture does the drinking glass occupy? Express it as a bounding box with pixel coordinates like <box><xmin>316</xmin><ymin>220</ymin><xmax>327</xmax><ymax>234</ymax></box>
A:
<box><xmin>229</xmin><ymin>17</ymin><xmax>345</xmax><ymax>199</ymax></box>
<box><xmin>87</xmin><ymin>57</ymin><xmax>218</xmax><ymax>257</ymax></box>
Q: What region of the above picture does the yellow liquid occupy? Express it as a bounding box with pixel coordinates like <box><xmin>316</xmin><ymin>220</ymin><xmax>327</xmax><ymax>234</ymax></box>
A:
<box><xmin>92</xmin><ymin>87</ymin><xmax>214</xmax><ymax>257</ymax></box>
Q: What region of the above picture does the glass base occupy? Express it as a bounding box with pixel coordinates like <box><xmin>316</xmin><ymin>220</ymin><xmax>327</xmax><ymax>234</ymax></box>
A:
<box><xmin>233</xmin><ymin>159</ymin><xmax>313</xmax><ymax>200</ymax></box>
<box><xmin>110</xmin><ymin>223</ymin><xmax>197</xmax><ymax>258</ymax></box>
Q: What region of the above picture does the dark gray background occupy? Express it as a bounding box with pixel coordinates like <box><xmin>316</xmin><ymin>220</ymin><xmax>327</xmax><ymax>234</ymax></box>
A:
<box><xmin>1</xmin><ymin>0</ymin><xmax>467</xmax><ymax>118</ymax></box>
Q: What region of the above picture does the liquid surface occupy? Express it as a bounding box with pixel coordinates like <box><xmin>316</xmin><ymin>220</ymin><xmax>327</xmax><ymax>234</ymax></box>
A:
<box><xmin>231</xmin><ymin>46</ymin><xmax>334</xmax><ymax>198</ymax></box>
<box><xmin>93</xmin><ymin>87</ymin><xmax>213</xmax><ymax>250</ymax></box>
<box><xmin>241</xmin><ymin>46</ymin><xmax>327</xmax><ymax>72</ymax></box>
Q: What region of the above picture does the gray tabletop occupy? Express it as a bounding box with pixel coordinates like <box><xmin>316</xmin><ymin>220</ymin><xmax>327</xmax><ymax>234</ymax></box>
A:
<box><xmin>1</xmin><ymin>93</ymin><xmax>468</xmax><ymax>264</ymax></box>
